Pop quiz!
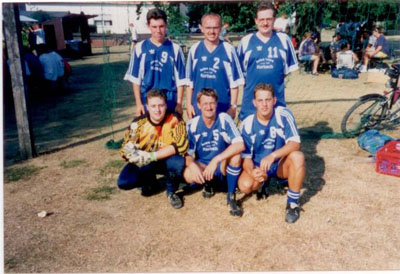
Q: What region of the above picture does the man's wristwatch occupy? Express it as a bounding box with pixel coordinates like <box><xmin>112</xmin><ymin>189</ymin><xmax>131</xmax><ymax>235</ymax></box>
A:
<box><xmin>231</xmin><ymin>104</ymin><xmax>238</xmax><ymax>109</ymax></box>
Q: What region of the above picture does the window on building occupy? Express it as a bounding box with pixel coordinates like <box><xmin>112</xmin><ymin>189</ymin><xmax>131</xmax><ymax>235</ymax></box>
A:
<box><xmin>94</xmin><ymin>20</ymin><xmax>113</xmax><ymax>33</ymax></box>
<box><xmin>94</xmin><ymin>20</ymin><xmax>112</xmax><ymax>26</ymax></box>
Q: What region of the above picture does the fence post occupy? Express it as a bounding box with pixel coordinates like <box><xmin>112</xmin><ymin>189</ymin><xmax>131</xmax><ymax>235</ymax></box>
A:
<box><xmin>3</xmin><ymin>3</ymin><xmax>35</xmax><ymax>159</ymax></box>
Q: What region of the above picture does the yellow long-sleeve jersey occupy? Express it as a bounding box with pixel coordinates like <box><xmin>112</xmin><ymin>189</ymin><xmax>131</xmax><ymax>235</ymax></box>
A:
<box><xmin>120</xmin><ymin>112</ymin><xmax>188</xmax><ymax>160</ymax></box>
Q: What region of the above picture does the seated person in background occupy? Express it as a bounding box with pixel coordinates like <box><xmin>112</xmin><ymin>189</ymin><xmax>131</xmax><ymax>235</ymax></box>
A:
<box><xmin>367</xmin><ymin>29</ymin><xmax>377</xmax><ymax>51</ymax></box>
<box><xmin>361</xmin><ymin>31</ymin><xmax>371</xmax><ymax>52</ymax></box>
<box><xmin>36</xmin><ymin>44</ymin><xmax>65</xmax><ymax>91</ymax></box>
<box><xmin>360</xmin><ymin>26</ymin><xmax>390</xmax><ymax>72</ymax></box>
<box><xmin>331</xmin><ymin>41</ymin><xmax>360</xmax><ymax>79</ymax></box>
<box><xmin>330</xmin><ymin>32</ymin><xmax>343</xmax><ymax>64</ymax></box>
<box><xmin>311</xmin><ymin>28</ymin><xmax>321</xmax><ymax>45</ymax></box>
<box><xmin>183</xmin><ymin>88</ymin><xmax>245</xmax><ymax>217</ymax></box>
<box><xmin>238</xmin><ymin>83</ymin><xmax>305</xmax><ymax>223</ymax></box>
<box><xmin>118</xmin><ymin>89</ymin><xmax>188</xmax><ymax>209</ymax></box>
<box><xmin>336</xmin><ymin>41</ymin><xmax>359</xmax><ymax>69</ymax></box>
<box><xmin>312</xmin><ymin>30</ymin><xmax>327</xmax><ymax>65</ymax></box>
<box><xmin>298</xmin><ymin>32</ymin><xmax>320</xmax><ymax>75</ymax></box>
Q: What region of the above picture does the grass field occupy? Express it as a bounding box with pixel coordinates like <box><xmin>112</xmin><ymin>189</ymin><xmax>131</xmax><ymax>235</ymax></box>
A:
<box><xmin>3</xmin><ymin>39</ymin><xmax>400</xmax><ymax>272</ymax></box>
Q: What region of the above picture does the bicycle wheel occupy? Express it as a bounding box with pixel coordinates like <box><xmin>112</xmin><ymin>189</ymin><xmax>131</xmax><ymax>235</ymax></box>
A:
<box><xmin>341</xmin><ymin>96</ymin><xmax>387</xmax><ymax>137</ymax></box>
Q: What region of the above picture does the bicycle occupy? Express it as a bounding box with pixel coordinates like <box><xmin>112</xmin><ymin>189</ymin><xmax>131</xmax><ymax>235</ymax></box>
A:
<box><xmin>341</xmin><ymin>63</ymin><xmax>400</xmax><ymax>137</ymax></box>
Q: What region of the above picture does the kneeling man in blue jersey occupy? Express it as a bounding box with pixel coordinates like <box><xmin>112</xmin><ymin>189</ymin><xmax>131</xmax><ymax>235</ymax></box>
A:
<box><xmin>239</xmin><ymin>84</ymin><xmax>305</xmax><ymax>223</ymax></box>
<box><xmin>124</xmin><ymin>8</ymin><xmax>186</xmax><ymax>117</ymax></box>
<box><xmin>184</xmin><ymin>88</ymin><xmax>245</xmax><ymax>216</ymax></box>
<box><xmin>185</xmin><ymin>13</ymin><xmax>244</xmax><ymax>119</ymax></box>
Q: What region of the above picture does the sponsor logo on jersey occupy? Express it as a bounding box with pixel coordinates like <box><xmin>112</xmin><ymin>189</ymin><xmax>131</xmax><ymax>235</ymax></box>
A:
<box><xmin>262</xmin><ymin>137</ymin><xmax>275</xmax><ymax>149</ymax></box>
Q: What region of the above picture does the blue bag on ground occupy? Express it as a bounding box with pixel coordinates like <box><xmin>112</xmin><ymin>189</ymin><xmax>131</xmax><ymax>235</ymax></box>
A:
<box><xmin>331</xmin><ymin>67</ymin><xmax>359</xmax><ymax>79</ymax></box>
<box><xmin>357</xmin><ymin>129</ymin><xmax>394</xmax><ymax>157</ymax></box>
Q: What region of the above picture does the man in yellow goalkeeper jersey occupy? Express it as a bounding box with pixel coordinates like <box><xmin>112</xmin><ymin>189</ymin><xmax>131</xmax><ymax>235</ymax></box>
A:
<box><xmin>117</xmin><ymin>89</ymin><xmax>188</xmax><ymax>209</ymax></box>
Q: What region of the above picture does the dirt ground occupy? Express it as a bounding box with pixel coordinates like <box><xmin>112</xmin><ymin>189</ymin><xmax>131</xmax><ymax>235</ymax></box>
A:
<box><xmin>3</xmin><ymin>40</ymin><xmax>400</xmax><ymax>272</ymax></box>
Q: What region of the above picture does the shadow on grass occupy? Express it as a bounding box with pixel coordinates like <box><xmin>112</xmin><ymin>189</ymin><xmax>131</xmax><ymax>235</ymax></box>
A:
<box><xmin>3</xmin><ymin>60</ymin><xmax>134</xmax><ymax>166</ymax></box>
<box><xmin>298</xmin><ymin>121</ymin><xmax>330</xmax><ymax>206</ymax></box>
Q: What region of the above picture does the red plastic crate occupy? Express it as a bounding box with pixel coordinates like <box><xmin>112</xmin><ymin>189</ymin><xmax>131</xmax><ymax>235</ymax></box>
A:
<box><xmin>376</xmin><ymin>140</ymin><xmax>400</xmax><ymax>177</ymax></box>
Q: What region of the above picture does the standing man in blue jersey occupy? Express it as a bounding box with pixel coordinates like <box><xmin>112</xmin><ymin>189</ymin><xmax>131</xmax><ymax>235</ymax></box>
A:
<box><xmin>186</xmin><ymin>13</ymin><xmax>244</xmax><ymax>119</ymax></box>
<box><xmin>239</xmin><ymin>83</ymin><xmax>305</xmax><ymax>223</ymax></box>
<box><xmin>124</xmin><ymin>8</ymin><xmax>186</xmax><ymax>116</ymax></box>
<box><xmin>184</xmin><ymin>88</ymin><xmax>245</xmax><ymax>216</ymax></box>
<box><xmin>237</xmin><ymin>2</ymin><xmax>298</xmax><ymax>121</ymax></box>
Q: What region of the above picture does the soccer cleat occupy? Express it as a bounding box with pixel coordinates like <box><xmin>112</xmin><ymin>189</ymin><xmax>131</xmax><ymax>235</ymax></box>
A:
<box><xmin>167</xmin><ymin>192</ymin><xmax>183</xmax><ymax>209</ymax></box>
<box><xmin>256</xmin><ymin>181</ymin><xmax>269</xmax><ymax>200</ymax></box>
<box><xmin>202</xmin><ymin>182</ymin><xmax>215</xmax><ymax>198</ymax></box>
<box><xmin>285</xmin><ymin>202</ymin><xmax>300</xmax><ymax>223</ymax></box>
<box><xmin>141</xmin><ymin>183</ymin><xmax>156</xmax><ymax>197</ymax></box>
<box><xmin>227</xmin><ymin>193</ymin><xmax>243</xmax><ymax>217</ymax></box>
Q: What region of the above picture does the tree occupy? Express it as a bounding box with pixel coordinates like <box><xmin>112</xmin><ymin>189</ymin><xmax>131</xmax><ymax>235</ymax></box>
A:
<box><xmin>155</xmin><ymin>3</ymin><xmax>189</xmax><ymax>38</ymax></box>
<box><xmin>279</xmin><ymin>0</ymin><xmax>399</xmax><ymax>40</ymax></box>
<box><xmin>187</xmin><ymin>2</ymin><xmax>258</xmax><ymax>32</ymax></box>
<box><xmin>31</xmin><ymin>10</ymin><xmax>52</xmax><ymax>23</ymax></box>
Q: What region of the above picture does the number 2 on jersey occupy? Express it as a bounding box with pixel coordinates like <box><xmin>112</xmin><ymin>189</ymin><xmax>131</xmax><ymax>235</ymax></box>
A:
<box><xmin>213</xmin><ymin>57</ymin><xmax>220</xmax><ymax>70</ymax></box>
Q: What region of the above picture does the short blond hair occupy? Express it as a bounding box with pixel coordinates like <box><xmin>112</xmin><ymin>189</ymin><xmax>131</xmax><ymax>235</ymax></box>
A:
<box><xmin>253</xmin><ymin>83</ymin><xmax>274</xmax><ymax>98</ymax></box>
<box><xmin>196</xmin><ymin>88</ymin><xmax>218</xmax><ymax>103</ymax></box>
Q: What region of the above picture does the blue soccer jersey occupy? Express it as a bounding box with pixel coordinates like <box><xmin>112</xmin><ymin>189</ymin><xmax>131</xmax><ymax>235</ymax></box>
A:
<box><xmin>237</xmin><ymin>31</ymin><xmax>298</xmax><ymax>120</ymax></box>
<box><xmin>240</xmin><ymin>106</ymin><xmax>300</xmax><ymax>166</ymax></box>
<box><xmin>186</xmin><ymin>40</ymin><xmax>244</xmax><ymax>114</ymax></box>
<box><xmin>124</xmin><ymin>39</ymin><xmax>186</xmax><ymax>108</ymax></box>
<box><xmin>187</xmin><ymin>112</ymin><xmax>243</xmax><ymax>165</ymax></box>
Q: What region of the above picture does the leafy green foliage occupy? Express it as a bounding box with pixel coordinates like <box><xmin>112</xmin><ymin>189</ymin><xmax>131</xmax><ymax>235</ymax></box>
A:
<box><xmin>187</xmin><ymin>2</ymin><xmax>258</xmax><ymax>32</ymax></box>
<box><xmin>280</xmin><ymin>0</ymin><xmax>399</xmax><ymax>40</ymax></box>
<box><xmin>155</xmin><ymin>3</ymin><xmax>189</xmax><ymax>39</ymax></box>
<box><xmin>4</xmin><ymin>165</ymin><xmax>42</xmax><ymax>183</ymax></box>
<box><xmin>31</xmin><ymin>10</ymin><xmax>52</xmax><ymax>23</ymax></box>
<box><xmin>135</xmin><ymin>1</ymin><xmax>399</xmax><ymax>39</ymax></box>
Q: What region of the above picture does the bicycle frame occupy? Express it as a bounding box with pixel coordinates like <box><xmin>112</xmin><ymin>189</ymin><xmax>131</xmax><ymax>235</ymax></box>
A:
<box><xmin>382</xmin><ymin>65</ymin><xmax>400</xmax><ymax>122</ymax></box>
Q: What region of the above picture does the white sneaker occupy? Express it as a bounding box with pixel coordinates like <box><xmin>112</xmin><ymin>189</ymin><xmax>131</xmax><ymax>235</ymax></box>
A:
<box><xmin>359</xmin><ymin>66</ymin><xmax>367</xmax><ymax>73</ymax></box>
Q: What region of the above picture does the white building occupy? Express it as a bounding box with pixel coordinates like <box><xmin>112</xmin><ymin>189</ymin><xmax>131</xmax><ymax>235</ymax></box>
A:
<box><xmin>25</xmin><ymin>2</ymin><xmax>157</xmax><ymax>34</ymax></box>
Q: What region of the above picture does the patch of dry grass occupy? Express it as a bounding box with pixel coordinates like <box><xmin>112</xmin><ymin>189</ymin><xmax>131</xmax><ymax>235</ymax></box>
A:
<box><xmin>4</xmin><ymin>165</ymin><xmax>44</xmax><ymax>183</ymax></box>
<box><xmin>87</xmin><ymin>185</ymin><xmax>117</xmax><ymax>200</ymax></box>
<box><xmin>60</xmin><ymin>159</ymin><xmax>87</xmax><ymax>169</ymax></box>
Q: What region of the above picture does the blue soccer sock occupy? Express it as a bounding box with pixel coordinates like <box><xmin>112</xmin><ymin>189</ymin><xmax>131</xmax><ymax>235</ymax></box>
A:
<box><xmin>226</xmin><ymin>165</ymin><xmax>242</xmax><ymax>194</ymax></box>
<box><xmin>287</xmin><ymin>188</ymin><xmax>300</xmax><ymax>205</ymax></box>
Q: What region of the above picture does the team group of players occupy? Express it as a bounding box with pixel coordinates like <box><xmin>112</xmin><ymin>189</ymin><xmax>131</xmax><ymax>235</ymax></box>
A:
<box><xmin>118</xmin><ymin>2</ymin><xmax>306</xmax><ymax>223</ymax></box>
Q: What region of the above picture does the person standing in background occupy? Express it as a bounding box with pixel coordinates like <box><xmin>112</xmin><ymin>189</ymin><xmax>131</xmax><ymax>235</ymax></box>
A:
<box><xmin>129</xmin><ymin>22</ymin><xmax>138</xmax><ymax>51</ymax></box>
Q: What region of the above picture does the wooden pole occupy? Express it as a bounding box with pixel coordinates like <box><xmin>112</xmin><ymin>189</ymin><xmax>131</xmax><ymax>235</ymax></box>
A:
<box><xmin>3</xmin><ymin>3</ymin><xmax>35</xmax><ymax>159</ymax></box>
